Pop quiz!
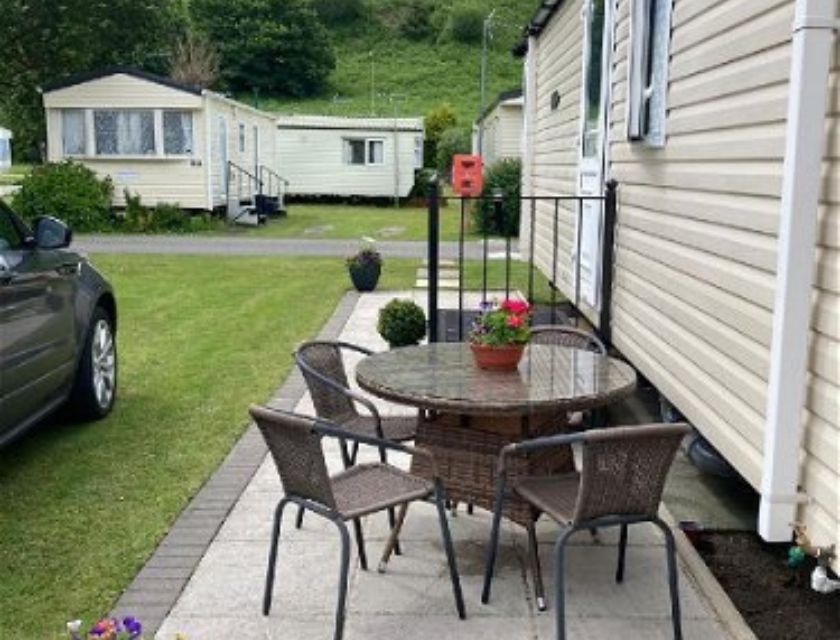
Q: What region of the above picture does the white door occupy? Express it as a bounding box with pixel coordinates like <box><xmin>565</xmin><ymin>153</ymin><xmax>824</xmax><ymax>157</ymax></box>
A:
<box><xmin>218</xmin><ymin>115</ymin><xmax>228</xmax><ymax>200</ymax></box>
<box><xmin>253</xmin><ymin>125</ymin><xmax>260</xmax><ymax>174</ymax></box>
<box><xmin>575</xmin><ymin>0</ymin><xmax>615</xmax><ymax>309</ymax></box>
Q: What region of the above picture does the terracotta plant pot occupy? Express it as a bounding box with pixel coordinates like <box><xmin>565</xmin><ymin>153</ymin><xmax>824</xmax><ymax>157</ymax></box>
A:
<box><xmin>469</xmin><ymin>343</ymin><xmax>525</xmax><ymax>371</ymax></box>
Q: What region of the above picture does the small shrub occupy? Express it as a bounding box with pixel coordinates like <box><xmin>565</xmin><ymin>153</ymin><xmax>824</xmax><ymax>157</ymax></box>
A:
<box><xmin>409</xmin><ymin>168</ymin><xmax>437</xmax><ymax>199</ymax></box>
<box><xmin>12</xmin><ymin>161</ymin><xmax>113</xmax><ymax>231</ymax></box>
<box><xmin>440</xmin><ymin>3</ymin><xmax>484</xmax><ymax>44</ymax></box>
<box><xmin>122</xmin><ymin>190</ymin><xmax>194</xmax><ymax>233</ymax></box>
<box><xmin>424</xmin><ymin>103</ymin><xmax>458</xmax><ymax>170</ymax></box>
<box><xmin>436</xmin><ymin>127</ymin><xmax>471</xmax><ymax>177</ymax></box>
<box><xmin>472</xmin><ymin>158</ymin><xmax>522</xmax><ymax>237</ymax></box>
<box><xmin>377</xmin><ymin>298</ymin><xmax>427</xmax><ymax>347</ymax></box>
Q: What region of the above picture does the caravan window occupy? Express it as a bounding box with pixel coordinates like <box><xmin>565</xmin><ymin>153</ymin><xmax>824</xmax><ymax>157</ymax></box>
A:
<box><xmin>413</xmin><ymin>136</ymin><xmax>423</xmax><ymax>169</ymax></box>
<box><xmin>62</xmin><ymin>110</ymin><xmax>86</xmax><ymax>155</ymax></box>
<box><xmin>626</xmin><ymin>0</ymin><xmax>673</xmax><ymax>147</ymax></box>
<box><xmin>344</xmin><ymin>138</ymin><xmax>384</xmax><ymax>166</ymax></box>
<box><xmin>163</xmin><ymin>111</ymin><xmax>193</xmax><ymax>155</ymax></box>
<box><xmin>94</xmin><ymin>110</ymin><xmax>155</xmax><ymax>155</ymax></box>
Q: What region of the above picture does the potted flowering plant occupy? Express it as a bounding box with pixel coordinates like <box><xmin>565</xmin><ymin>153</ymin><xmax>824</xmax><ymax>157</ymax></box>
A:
<box><xmin>67</xmin><ymin>617</ymin><xmax>144</xmax><ymax>640</ymax></box>
<box><xmin>468</xmin><ymin>297</ymin><xmax>531</xmax><ymax>370</ymax></box>
<box><xmin>346</xmin><ymin>237</ymin><xmax>382</xmax><ymax>292</ymax></box>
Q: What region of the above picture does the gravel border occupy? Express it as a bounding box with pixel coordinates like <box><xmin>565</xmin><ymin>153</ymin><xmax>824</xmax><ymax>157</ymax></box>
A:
<box><xmin>110</xmin><ymin>292</ymin><xmax>360</xmax><ymax>634</ymax></box>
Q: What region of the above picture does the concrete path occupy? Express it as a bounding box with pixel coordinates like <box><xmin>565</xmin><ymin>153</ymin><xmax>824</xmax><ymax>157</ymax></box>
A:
<box><xmin>122</xmin><ymin>291</ymin><xmax>737</xmax><ymax>640</ymax></box>
<box><xmin>74</xmin><ymin>234</ymin><xmax>516</xmax><ymax>261</ymax></box>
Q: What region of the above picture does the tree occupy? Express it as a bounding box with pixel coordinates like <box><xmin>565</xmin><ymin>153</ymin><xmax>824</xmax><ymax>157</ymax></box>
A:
<box><xmin>311</xmin><ymin>0</ymin><xmax>365</xmax><ymax>25</ymax></box>
<box><xmin>191</xmin><ymin>0</ymin><xmax>336</xmax><ymax>97</ymax></box>
<box><xmin>0</xmin><ymin>0</ymin><xmax>187</xmax><ymax>159</ymax></box>
<box><xmin>424</xmin><ymin>103</ymin><xmax>458</xmax><ymax>170</ymax></box>
<box><xmin>436</xmin><ymin>126</ymin><xmax>471</xmax><ymax>177</ymax></box>
<box><xmin>169</xmin><ymin>34</ymin><xmax>220</xmax><ymax>88</ymax></box>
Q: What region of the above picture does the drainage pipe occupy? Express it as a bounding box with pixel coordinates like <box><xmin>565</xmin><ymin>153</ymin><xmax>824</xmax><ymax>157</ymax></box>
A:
<box><xmin>759</xmin><ymin>0</ymin><xmax>838</xmax><ymax>542</ymax></box>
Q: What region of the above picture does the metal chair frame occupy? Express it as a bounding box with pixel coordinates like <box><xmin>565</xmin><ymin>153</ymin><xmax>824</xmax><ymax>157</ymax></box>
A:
<box><xmin>481</xmin><ymin>425</ymin><xmax>689</xmax><ymax>640</ymax></box>
<box><xmin>251</xmin><ymin>406</ymin><xmax>465</xmax><ymax>640</ymax></box>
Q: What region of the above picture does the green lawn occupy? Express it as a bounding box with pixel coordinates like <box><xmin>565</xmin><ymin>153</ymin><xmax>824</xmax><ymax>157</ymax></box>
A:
<box><xmin>0</xmin><ymin>163</ymin><xmax>32</xmax><ymax>186</ymax></box>
<box><xmin>234</xmin><ymin>200</ymin><xmax>478</xmax><ymax>242</ymax></box>
<box><xmin>0</xmin><ymin>253</ymin><xmax>554</xmax><ymax>639</ymax></box>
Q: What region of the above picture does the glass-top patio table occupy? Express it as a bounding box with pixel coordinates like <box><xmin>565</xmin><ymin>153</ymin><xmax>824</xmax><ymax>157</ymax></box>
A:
<box><xmin>356</xmin><ymin>342</ymin><xmax>637</xmax><ymax>525</ymax></box>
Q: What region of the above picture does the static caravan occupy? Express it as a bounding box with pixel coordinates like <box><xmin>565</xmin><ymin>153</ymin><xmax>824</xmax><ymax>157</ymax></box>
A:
<box><xmin>275</xmin><ymin>115</ymin><xmax>424</xmax><ymax>199</ymax></box>
<box><xmin>519</xmin><ymin>0</ymin><xmax>839</xmax><ymax>571</ymax></box>
<box><xmin>0</xmin><ymin>127</ymin><xmax>11</xmax><ymax>172</ymax></box>
<box><xmin>42</xmin><ymin>67</ymin><xmax>277</xmax><ymax>213</ymax></box>
<box><xmin>472</xmin><ymin>89</ymin><xmax>524</xmax><ymax>165</ymax></box>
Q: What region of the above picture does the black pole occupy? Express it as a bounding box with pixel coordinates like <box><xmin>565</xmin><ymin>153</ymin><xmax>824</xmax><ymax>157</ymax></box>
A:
<box><xmin>599</xmin><ymin>180</ymin><xmax>618</xmax><ymax>347</ymax></box>
<box><xmin>428</xmin><ymin>173</ymin><xmax>440</xmax><ymax>343</ymax></box>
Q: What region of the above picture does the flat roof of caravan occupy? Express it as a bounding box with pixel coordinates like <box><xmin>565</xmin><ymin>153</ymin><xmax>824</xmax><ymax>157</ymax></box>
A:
<box><xmin>274</xmin><ymin>114</ymin><xmax>424</xmax><ymax>133</ymax></box>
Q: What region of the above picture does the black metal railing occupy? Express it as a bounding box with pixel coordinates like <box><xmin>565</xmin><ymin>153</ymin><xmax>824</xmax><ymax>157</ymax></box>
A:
<box><xmin>226</xmin><ymin>161</ymin><xmax>262</xmax><ymax>220</ymax></box>
<box><xmin>426</xmin><ymin>175</ymin><xmax>618</xmax><ymax>347</ymax></box>
<box><xmin>259</xmin><ymin>165</ymin><xmax>290</xmax><ymax>214</ymax></box>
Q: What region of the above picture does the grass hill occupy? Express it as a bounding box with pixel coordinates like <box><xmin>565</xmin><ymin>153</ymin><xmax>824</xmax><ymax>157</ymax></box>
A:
<box><xmin>261</xmin><ymin>0</ymin><xmax>535</xmax><ymax>127</ymax></box>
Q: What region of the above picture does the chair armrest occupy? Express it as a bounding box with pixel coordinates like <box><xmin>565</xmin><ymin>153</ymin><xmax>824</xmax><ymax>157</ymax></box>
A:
<box><xmin>313</xmin><ymin>420</ymin><xmax>439</xmax><ymax>477</ymax></box>
<box><xmin>336</xmin><ymin>341</ymin><xmax>374</xmax><ymax>357</ymax></box>
<box><xmin>498</xmin><ymin>431</ymin><xmax>586</xmax><ymax>474</ymax></box>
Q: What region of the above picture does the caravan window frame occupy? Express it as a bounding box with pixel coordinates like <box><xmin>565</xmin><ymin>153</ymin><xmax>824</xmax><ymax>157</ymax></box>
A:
<box><xmin>344</xmin><ymin>137</ymin><xmax>385</xmax><ymax>166</ymax></box>
<box><xmin>625</xmin><ymin>0</ymin><xmax>673</xmax><ymax>147</ymax></box>
<box><xmin>60</xmin><ymin>108</ymin><xmax>195</xmax><ymax>159</ymax></box>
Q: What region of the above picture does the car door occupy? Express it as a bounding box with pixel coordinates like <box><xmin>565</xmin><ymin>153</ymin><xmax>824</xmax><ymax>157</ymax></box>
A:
<box><xmin>0</xmin><ymin>206</ymin><xmax>77</xmax><ymax>436</ymax></box>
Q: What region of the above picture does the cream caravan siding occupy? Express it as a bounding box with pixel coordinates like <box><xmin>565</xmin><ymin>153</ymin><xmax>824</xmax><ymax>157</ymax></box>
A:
<box><xmin>526</xmin><ymin>0</ymin><xmax>584</xmax><ymax>306</ymax></box>
<box><xmin>800</xmin><ymin>13</ymin><xmax>840</xmax><ymax>566</ymax></box>
<box><xmin>275</xmin><ymin>119</ymin><xmax>421</xmax><ymax>198</ymax></box>
<box><xmin>608</xmin><ymin>0</ymin><xmax>796</xmax><ymax>489</ymax></box>
<box><xmin>481</xmin><ymin>100</ymin><xmax>524</xmax><ymax>164</ymax></box>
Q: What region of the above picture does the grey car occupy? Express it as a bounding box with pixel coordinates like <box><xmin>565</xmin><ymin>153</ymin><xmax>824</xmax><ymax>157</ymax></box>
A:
<box><xmin>0</xmin><ymin>201</ymin><xmax>117</xmax><ymax>446</ymax></box>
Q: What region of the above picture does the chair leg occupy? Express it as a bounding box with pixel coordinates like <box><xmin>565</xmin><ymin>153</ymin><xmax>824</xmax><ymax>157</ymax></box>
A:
<box><xmin>653</xmin><ymin>517</ymin><xmax>683</xmax><ymax>640</ymax></box>
<box><xmin>433</xmin><ymin>482</ymin><xmax>466</xmax><ymax>619</ymax></box>
<box><xmin>378</xmin><ymin>502</ymin><xmax>409</xmax><ymax>573</ymax></box>
<box><xmin>526</xmin><ymin>516</ymin><xmax>546</xmax><ymax>611</ymax></box>
<box><xmin>480</xmin><ymin>475</ymin><xmax>508</xmax><ymax>605</ymax></box>
<box><xmin>295</xmin><ymin>505</ymin><xmax>305</xmax><ymax>530</ymax></box>
<box><xmin>264</xmin><ymin>497</ymin><xmax>291</xmax><ymax>616</ymax></box>
<box><xmin>553</xmin><ymin>527</ymin><xmax>576</xmax><ymax>640</ymax></box>
<box><xmin>333</xmin><ymin>519</ymin><xmax>352</xmax><ymax>640</ymax></box>
<box><xmin>375</xmin><ymin>444</ymin><xmax>402</xmax><ymax>556</ymax></box>
<box><xmin>616</xmin><ymin>523</ymin><xmax>629</xmax><ymax>583</ymax></box>
<box><xmin>352</xmin><ymin>518</ymin><xmax>368</xmax><ymax>571</ymax></box>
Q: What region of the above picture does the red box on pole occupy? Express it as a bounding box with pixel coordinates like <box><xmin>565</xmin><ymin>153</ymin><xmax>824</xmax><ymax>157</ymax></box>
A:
<box><xmin>452</xmin><ymin>154</ymin><xmax>484</xmax><ymax>196</ymax></box>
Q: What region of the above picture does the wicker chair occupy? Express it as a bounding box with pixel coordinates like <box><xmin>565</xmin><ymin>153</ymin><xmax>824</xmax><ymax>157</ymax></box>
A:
<box><xmin>481</xmin><ymin>423</ymin><xmax>690</xmax><ymax>640</ymax></box>
<box><xmin>294</xmin><ymin>340</ymin><xmax>419</xmax><ymax>539</ymax></box>
<box><xmin>530</xmin><ymin>325</ymin><xmax>607</xmax><ymax>430</ymax></box>
<box><xmin>250</xmin><ymin>406</ymin><xmax>465</xmax><ymax>640</ymax></box>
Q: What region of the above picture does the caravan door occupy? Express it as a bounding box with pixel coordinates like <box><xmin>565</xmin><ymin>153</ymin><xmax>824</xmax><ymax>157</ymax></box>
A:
<box><xmin>575</xmin><ymin>0</ymin><xmax>615</xmax><ymax>309</ymax></box>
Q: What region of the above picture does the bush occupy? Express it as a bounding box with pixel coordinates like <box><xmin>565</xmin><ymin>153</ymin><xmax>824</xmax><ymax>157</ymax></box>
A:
<box><xmin>440</xmin><ymin>3</ymin><xmax>485</xmax><ymax>44</ymax></box>
<box><xmin>311</xmin><ymin>0</ymin><xmax>365</xmax><ymax>25</ymax></box>
<box><xmin>398</xmin><ymin>0</ymin><xmax>437</xmax><ymax>41</ymax></box>
<box><xmin>472</xmin><ymin>158</ymin><xmax>522</xmax><ymax>237</ymax></box>
<box><xmin>13</xmin><ymin>161</ymin><xmax>114</xmax><ymax>232</ymax></box>
<box><xmin>409</xmin><ymin>168</ymin><xmax>437</xmax><ymax>199</ymax></box>
<box><xmin>377</xmin><ymin>298</ymin><xmax>427</xmax><ymax>347</ymax></box>
<box><xmin>424</xmin><ymin>103</ymin><xmax>458</xmax><ymax>169</ymax></box>
<box><xmin>436</xmin><ymin>127</ymin><xmax>471</xmax><ymax>177</ymax></box>
<box><xmin>122</xmin><ymin>190</ymin><xmax>196</xmax><ymax>233</ymax></box>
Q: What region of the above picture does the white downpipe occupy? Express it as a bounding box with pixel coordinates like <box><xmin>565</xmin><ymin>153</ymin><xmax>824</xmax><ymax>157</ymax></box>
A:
<box><xmin>203</xmin><ymin>92</ymin><xmax>214</xmax><ymax>212</ymax></box>
<box><xmin>759</xmin><ymin>0</ymin><xmax>838</xmax><ymax>541</ymax></box>
<box><xmin>520</xmin><ymin>34</ymin><xmax>539</xmax><ymax>259</ymax></box>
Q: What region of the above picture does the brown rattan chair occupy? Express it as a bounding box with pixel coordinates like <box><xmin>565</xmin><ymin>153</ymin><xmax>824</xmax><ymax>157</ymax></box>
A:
<box><xmin>530</xmin><ymin>325</ymin><xmax>607</xmax><ymax>430</ymax></box>
<box><xmin>294</xmin><ymin>340</ymin><xmax>419</xmax><ymax>542</ymax></box>
<box><xmin>250</xmin><ymin>405</ymin><xmax>465</xmax><ymax>640</ymax></box>
<box><xmin>481</xmin><ymin>423</ymin><xmax>690</xmax><ymax>640</ymax></box>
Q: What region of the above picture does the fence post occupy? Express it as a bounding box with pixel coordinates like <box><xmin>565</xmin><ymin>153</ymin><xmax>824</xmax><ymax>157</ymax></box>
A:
<box><xmin>428</xmin><ymin>173</ymin><xmax>440</xmax><ymax>343</ymax></box>
<box><xmin>599</xmin><ymin>180</ymin><xmax>618</xmax><ymax>347</ymax></box>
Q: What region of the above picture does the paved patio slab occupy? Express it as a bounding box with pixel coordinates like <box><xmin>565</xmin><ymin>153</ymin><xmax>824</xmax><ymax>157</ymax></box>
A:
<box><xmin>120</xmin><ymin>291</ymin><xmax>741</xmax><ymax>640</ymax></box>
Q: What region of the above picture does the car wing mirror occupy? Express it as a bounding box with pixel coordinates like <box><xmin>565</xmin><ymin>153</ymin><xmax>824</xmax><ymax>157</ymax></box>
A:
<box><xmin>33</xmin><ymin>216</ymin><xmax>72</xmax><ymax>250</ymax></box>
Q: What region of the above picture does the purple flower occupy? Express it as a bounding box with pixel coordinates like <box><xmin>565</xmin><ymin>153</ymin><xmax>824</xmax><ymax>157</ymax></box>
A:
<box><xmin>123</xmin><ymin>617</ymin><xmax>142</xmax><ymax>638</ymax></box>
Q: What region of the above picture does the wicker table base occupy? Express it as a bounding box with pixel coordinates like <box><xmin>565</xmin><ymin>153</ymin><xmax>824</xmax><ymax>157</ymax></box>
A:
<box><xmin>410</xmin><ymin>411</ymin><xmax>574</xmax><ymax>526</ymax></box>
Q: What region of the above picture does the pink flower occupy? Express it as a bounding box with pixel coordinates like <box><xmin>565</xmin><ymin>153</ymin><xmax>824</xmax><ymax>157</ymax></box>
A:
<box><xmin>506</xmin><ymin>315</ymin><xmax>523</xmax><ymax>328</ymax></box>
<box><xmin>501</xmin><ymin>298</ymin><xmax>530</xmax><ymax>315</ymax></box>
